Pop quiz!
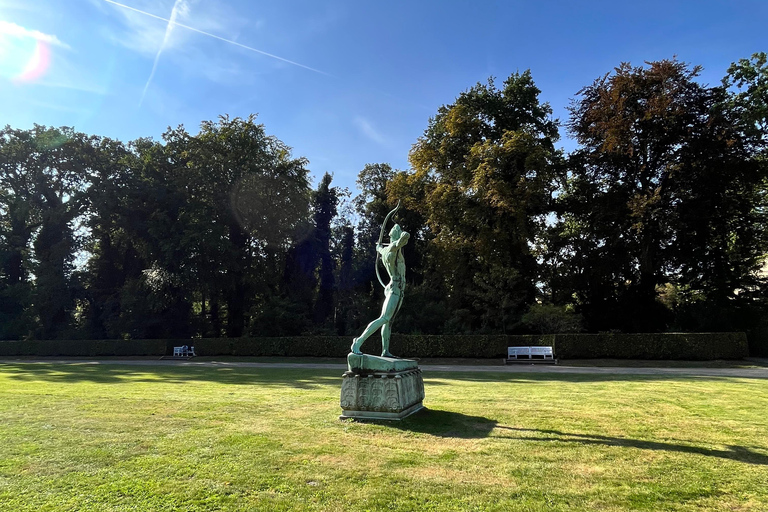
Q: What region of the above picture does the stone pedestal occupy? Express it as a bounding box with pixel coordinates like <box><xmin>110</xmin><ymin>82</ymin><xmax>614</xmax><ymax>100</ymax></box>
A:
<box><xmin>340</xmin><ymin>354</ymin><xmax>425</xmax><ymax>420</ymax></box>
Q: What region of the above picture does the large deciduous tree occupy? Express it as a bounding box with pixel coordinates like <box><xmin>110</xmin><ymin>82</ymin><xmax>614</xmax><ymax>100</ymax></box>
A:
<box><xmin>403</xmin><ymin>72</ymin><xmax>561</xmax><ymax>332</ymax></box>
<box><xmin>553</xmin><ymin>59</ymin><xmax>768</xmax><ymax>331</ymax></box>
<box><xmin>0</xmin><ymin>125</ymin><xmax>95</xmax><ymax>339</ymax></box>
<box><xmin>0</xmin><ymin>126</ymin><xmax>39</xmax><ymax>338</ymax></box>
<box><xmin>174</xmin><ymin>115</ymin><xmax>311</xmax><ymax>337</ymax></box>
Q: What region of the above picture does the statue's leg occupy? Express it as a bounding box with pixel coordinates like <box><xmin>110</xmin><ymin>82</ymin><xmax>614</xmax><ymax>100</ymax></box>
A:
<box><xmin>351</xmin><ymin>316</ymin><xmax>386</xmax><ymax>354</ymax></box>
<box><xmin>351</xmin><ymin>289</ymin><xmax>394</xmax><ymax>354</ymax></box>
<box><xmin>380</xmin><ymin>321</ymin><xmax>393</xmax><ymax>357</ymax></box>
<box><xmin>380</xmin><ymin>291</ymin><xmax>402</xmax><ymax>357</ymax></box>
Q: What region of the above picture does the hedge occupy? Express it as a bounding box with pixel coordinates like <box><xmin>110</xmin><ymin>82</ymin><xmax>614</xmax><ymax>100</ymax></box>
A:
<box><xmin>0</xmin><ymin>332</ymin><xmax>747</xmax><ymax>359</ymax></box>
<box><xmin>182</xmin><ymin>337</ymin><xmax>352</xmax><ymax>357</ymax></box>
<box><xmin>747</xmin><ymin>323</ymin><xmax>768</xmax><ymax>357</ymax></box>
<box><xmin>170</xmin><ymin>335</ymin><xmax>556</xmax><ymax>359</ymax></box>
<box><xmin>552</xmin><ymin>332</ymin><xmax>748</xmax><ymax>360</ymax></box>
<box><xmin>390</xmin><ymin>334</ymin><xmax>555</xmax><ymax>359</ymax></box>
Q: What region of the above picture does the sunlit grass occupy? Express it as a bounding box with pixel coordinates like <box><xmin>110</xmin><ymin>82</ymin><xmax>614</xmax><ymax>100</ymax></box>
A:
<box><xmin>0</xmin><ymin>363</ymin><xmax>766</xmax><ymax>511</ymax></box>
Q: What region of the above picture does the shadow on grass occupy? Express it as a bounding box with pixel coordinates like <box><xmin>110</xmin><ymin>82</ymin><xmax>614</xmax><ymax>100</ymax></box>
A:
<box><xmin>426</xmin><ymin>371</ymin><xmax>768</xmax><ymax>383</ymax></box>
<box><xmin>496</xmin><ymin>426</ymin><xmax>768</xmax><ymax>466</ymax></box>
<box><xmin>0</xmin><ymin>363</ymin><xmax>341</xmax><ymax>389</ymax></box>
<box><xmin>3</xmin><ymin>362</ymin><xmax>762</xmax><ymax>390</ymax></box>
<box><xmin>382</xmin><ymin>408</ymin><xmax>498</xmax><ymax>439</ymax></box>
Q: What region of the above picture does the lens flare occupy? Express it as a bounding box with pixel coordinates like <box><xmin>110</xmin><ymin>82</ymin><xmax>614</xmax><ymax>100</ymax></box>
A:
<box><xmin>13</xmin><ymin>39</ymin><xmax>50</xmax><ymax>83</ymax></box>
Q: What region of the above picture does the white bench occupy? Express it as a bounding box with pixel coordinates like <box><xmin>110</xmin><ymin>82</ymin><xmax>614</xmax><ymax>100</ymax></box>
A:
<box><xmin>172</xmin><ymin>345</ymin><xmax>197</xmax><ymax>358</ymax></box>
<box><xmin>505</xmin><ymin>346</ymin><xmax>556</xmax><ymax>364</ymax></box>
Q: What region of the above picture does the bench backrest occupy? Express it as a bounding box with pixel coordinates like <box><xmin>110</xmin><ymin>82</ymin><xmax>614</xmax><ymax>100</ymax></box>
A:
<box><xmin>508</xmin><ymin>346</ymin><xmax>553</xmax><ymax>357</ymax></box>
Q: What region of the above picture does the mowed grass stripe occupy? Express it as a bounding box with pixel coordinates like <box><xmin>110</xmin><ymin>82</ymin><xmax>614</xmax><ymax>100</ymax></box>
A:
<box><xmin>0</xmin><ymin>363</ymin><xmax>766</xmax><ymax>511</ymax></box>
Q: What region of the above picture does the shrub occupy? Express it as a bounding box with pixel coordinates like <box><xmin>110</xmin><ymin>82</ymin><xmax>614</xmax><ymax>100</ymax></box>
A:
<box><xmin>0</xmin><ymin>333</ymin><xmax>747</xmax><ymax>360</ymax></box>
<box><xmin>553</xmin><ymin>332</ymin><xmax>748</xmax><ymax>360</ymax></box>
<box><xmin>392</xmin><ymin>334</ymin><xmax>554</xmax><ymax>358</ymax></box>
<box><xmin>746</xmin><ymin>322</ymin><xmax>768</xmax><ymax>357</ymax></box>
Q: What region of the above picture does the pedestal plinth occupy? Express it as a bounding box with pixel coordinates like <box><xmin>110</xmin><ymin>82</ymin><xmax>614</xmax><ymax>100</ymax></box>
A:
<box><xmin>340</xmin><ymin>354</ymin><xmax>425</xmax><ymax>420</ymax></box>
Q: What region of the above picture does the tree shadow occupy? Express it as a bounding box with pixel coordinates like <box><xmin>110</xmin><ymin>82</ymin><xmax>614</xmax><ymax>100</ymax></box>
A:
<box><xmin>0</xmin><ymin>363</ymin><xmax>341</xmax><ymax>389</ymax></box>
<box><xmin>426</xmin><ymin>371</ymin><xmax>768</xmax><ymax>383</ymax></box>
<box><xmin>494</xmin><ymin>426</ymin><xmax>768</xmax><ymax>466</ymax></box>
<box><xmin>381</xmin><ymin>409</ymin><xmax>498</xmax><ymax>439</ymax></box>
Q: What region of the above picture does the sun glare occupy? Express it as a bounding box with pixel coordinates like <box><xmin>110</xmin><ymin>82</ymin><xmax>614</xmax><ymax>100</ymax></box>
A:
<box><xmin>0</xmin><ymin>28</ymin><xmax>52</xmax><ymax>84</ymax></box>
<box><xmin>13</xmin><ymin>39</ymin><xmax>50</xmax><ymax>83</ymax></box>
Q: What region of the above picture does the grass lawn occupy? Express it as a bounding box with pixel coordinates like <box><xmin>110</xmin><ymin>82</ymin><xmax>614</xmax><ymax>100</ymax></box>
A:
<box><xmin>0</xmin><ymin>363</ymin><xmax>766</xmax><ymax>511</ymax></box>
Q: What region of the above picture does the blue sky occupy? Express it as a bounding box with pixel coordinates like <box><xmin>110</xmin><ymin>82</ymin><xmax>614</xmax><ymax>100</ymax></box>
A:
<box><xmin>0</xmin><ymin>0</ymin><xmax>766</xmax><ymax>193</ymax></box>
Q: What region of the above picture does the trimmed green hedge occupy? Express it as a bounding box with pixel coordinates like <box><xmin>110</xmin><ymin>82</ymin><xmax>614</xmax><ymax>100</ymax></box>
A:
<box><xmin>391</xmin><ymin>334</ymin><xmax>555</xmax><ymax>359</ymax></box>
<box><xmin>185</xmin><ymin>337</ymin><xmax>351</xmax><ymax>357</ymax></box>
<box><xmin>552</xmin><ymin>332</ymin><xmax>748</xmax><ymax>360</ymax></box>
<box><xmin>747</xmin><ymin>324</ymin><xmax>768</xmax><ymax>357</ymax></box>
<box><xmin>182</xmin><ymin>335</ymin><xmax>556</xmax><ymax>359</ymax></box>
<box><xmin>0</xmin><ymin>332</ymin><xmax>748</xmax><ymax>360</ymax></box>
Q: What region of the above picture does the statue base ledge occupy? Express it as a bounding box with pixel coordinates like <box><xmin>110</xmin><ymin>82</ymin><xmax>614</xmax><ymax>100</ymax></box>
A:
<box><xmin>340</xmin><ymin>402</ymin><xmax>425</xmax><ymax>421</ymax></box>
<box><xmin>347</xmin><ymin>352</ymin><xmax>419</xmax><ymax>373</ymax></box>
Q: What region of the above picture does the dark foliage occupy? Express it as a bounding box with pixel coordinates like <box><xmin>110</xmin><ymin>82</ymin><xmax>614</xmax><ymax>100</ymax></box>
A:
<box><xmin>1</xmin><ymin>55</ymin><xmax>768</xmax><ymax>358</ymax></box>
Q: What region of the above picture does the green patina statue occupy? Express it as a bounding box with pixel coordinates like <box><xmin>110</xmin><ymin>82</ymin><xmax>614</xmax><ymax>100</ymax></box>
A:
<box><xmin>342</xmin><ymin>201</ymin><xmax>424</xmax><ymax>419</ymax></box>
<box><xmin>351</xmin><ymin>201</ymin><xmax>409</xmax><ymax>357</ymax></box>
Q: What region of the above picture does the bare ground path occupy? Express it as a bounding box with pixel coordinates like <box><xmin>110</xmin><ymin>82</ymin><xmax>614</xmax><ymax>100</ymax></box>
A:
<box><xmin>1</xmin><ymin>358</ymin><xmax>767</xmax><ymax>378</ymax></box>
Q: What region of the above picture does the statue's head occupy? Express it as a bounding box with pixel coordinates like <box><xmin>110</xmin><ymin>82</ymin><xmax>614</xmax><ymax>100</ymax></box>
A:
<box><xmin>389</xmin><ymin>223</ymin><xmax>402</xmax><ymax>241</ymax></box>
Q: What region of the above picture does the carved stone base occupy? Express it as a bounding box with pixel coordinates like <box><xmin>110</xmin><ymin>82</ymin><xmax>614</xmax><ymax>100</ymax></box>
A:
<box><xmin>340</xmin><ymin>368</ymin><xmax>425</xmax><ymax>420</ymax></box>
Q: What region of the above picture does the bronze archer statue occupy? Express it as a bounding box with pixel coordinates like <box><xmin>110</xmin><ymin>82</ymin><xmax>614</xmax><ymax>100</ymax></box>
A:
<box><xmin>351</xmin><ymin>201</ymin><xmax>409</xmax><ymax>357</ymax></box>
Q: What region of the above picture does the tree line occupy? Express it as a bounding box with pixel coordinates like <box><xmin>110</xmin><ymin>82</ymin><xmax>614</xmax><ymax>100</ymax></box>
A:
<box><xmin>1</xmin><ymin>54</ymin><xmax>767</xmax><ymax>340</ymax></box>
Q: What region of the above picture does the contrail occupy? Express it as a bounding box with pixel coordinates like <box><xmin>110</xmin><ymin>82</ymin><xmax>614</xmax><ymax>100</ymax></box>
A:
<box><xmin>103</xmin><ymin>0</ymin><xmax>330</xmax><ymax>77</ymax></box>
<box><xmin>139</xmin><ymin>0</ymin><xmax>185</xmax><ymax>106</ymax></box>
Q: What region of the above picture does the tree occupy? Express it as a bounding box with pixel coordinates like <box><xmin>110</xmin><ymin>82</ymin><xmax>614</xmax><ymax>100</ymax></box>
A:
<box><xmin>81</xmin><ymin>136</ymin><xmax>136</xmax><ymax>338</ymax></box>
<box><xmin>278</xmin><ymin>172</ymin><xmax>341</xmax><ymax>333</ymax></box>
<box><xmin>723</xmin><ymin>52</ymin><xmax>768</xmax><ymax>148</ymax></box>
<box><xmin>83</xmin><ymin>115</ymin><xmax>312</xmax><ymax>340</ymax></box>
<box><xmin>521</xmin><ymin>304</ymin><xmax>583</xmax><ymax>334</ymax></box>
<box><xmin>0</xmin><ymin>126</ymin><xmax>39</xmax><ymax>338</ymax></box>
<box><xmin>403</xmin><ymin>72</ymin><xmax>561</xmax><ymax>332</ymax></box>
<box><xmin>0</xmin><ymin>126</ymin><xmax>96</xmax><ymax>339</ymax></box>
<box><xmin>333</xmin><ymin>224</ymin><xmax>355</xmax><ymax>335</ymax></box>
<box><xmin>555</xmin><ymin>58</ymin><xmax>768</xmax><ymax>331</ymax></box>
<box><xmin>175</xmin><ymin>115</ymin><xmax>311</xmax><ymax>337</ymax></box>
<box><xmin>312</xmin><ymin>173</ymin><xmax>339</xmax><ymax>325</ymax></box>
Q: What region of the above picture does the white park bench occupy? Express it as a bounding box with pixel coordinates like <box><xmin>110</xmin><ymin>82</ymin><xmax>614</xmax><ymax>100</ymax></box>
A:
<box><xmin>505</xmin><ymin>346</ymin><xmax>556</xmax><ymax>364</ymax></box>
<box><xmin>172</xmin><ymin>345</ymin><xmax>197</xmax><ymax>358</ymax></box>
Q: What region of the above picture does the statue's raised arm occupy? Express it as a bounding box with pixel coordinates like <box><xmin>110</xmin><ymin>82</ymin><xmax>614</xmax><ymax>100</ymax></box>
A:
<box><xmin>375</xmin><ymin>200</ymin><xmax>400</xmax><ymax>288</ymax></box>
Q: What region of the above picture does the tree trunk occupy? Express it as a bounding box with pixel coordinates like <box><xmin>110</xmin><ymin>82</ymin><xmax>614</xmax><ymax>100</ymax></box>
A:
<box><xmin>225</xmin><ymin>222</ymin><xmax>248</xmax><ymax>338</ymax></box>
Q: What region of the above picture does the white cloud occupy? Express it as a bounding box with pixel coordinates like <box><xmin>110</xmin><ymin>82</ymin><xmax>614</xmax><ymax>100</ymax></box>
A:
<box><xmin>354</xmin><ymin>116</ymin><xmax>387</xmax><ymax>146</ymax></box>
<box><xmin>99</xmin><ymin>0</ymin><xmax>191</xmax><ymax>56</ymax></box>
<box><xmin>0</xmin><ymin>20</ymin><xmax>70</xmax><ymax>49</ymax></box>
<box><xmin>100</xmin><ymin>0</ymin><xmax>328</xmax><ymax>75</ymax></box>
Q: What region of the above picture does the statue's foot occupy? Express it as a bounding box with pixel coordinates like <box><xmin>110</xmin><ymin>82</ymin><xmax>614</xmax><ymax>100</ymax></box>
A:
<box><xmin>381</xmin><ymin>351</ymin><xmax>397</xmax><ymax>358</ymax></box>
<box><xmin>351</xmin><ymin>338</ymin><xmax>362</xmax><ymax>355</ymax></box>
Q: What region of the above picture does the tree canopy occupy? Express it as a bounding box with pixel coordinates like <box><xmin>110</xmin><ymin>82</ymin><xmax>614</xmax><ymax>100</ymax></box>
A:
<box><xmin>2</xmin><ymin>55</ymin><xmax>767</xmax><ymax>341</ymax></box>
